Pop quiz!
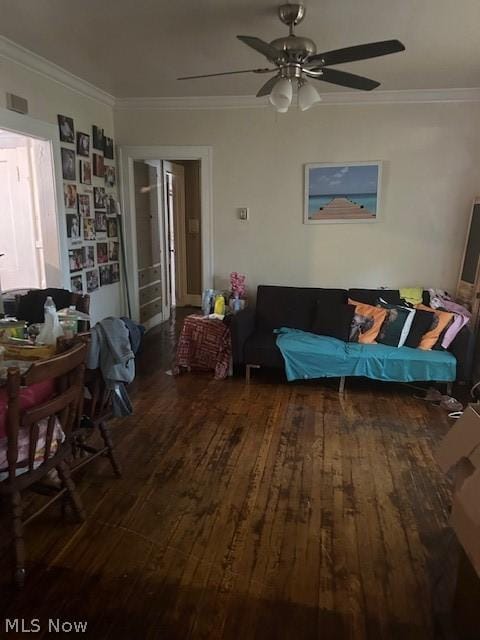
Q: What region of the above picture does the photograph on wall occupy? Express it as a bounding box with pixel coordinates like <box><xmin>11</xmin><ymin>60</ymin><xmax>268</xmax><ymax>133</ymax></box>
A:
<box><xmin>76</xmin><ymin>131</ymin><xmax>90</xmax><ymax>157</ymax></box>
<box><xmin>111</xmin><ymin>262</ymin><xmax>120</xmax><ymax>283</ymax></box>
<box><xmin>78</xmin><ymin>194</ymin><xmax>91</xmax><ymax>217</ymax></box>
<box><xmin>66</xmin><ymin>213</ymin><xmax>81</xmax><ymax>240</ymax></box>
<box><xmin>86</xmin><ymin>268</ymin><xmax>99</xmax><ymax>293</ymax></box>
<box><xmin>103</xmin><ymin>136</ymin><xmax>114</xmax><ymax>159</ymax></box>
<box><xmin>93</xmin><ymin>186</ymin><xmax>106</xmax><ymax>209</ymax></box>
<box><xmin>99</xmin><ymin>264</ymin><xmax>111</xmax><ymax>286</ymax></box>
<box><xmin>63</xmin><ymin>183</ymin><xmax>77</xmax><ymax>209</ymax></box>
<box><xmin>70</xmin><ymin>274</ymin><xmax>83</xmax><ymax>293</ymax></box>
<box><xmin>61</xmin><ymin>148</ymin><xmax>76</xmax><ymax>180</ymax></box>
<box><xmin>108</xmin><ymin>240</ymin><xmax>119</xmax><ymax>261</ymax></box>
<box><xmin>85</xmin><ymin>245</ymin><xmax>95</xmax><ymax>268</ymax></box>
<box><xmin>58</xmin><ymin>115</ymin><xmax>74</xmax><ymax>143</ymax></box>
<box><xmin>304</xmin><ymin>162</ymin><xmax>381</xmax><ymax>224</ymax></box>
<box><xmin>79</xmin><ymin>159</ymin><xmax>92</xmax><ymax>185</ymax></box>
<box><xmin>106</xmin><ymin>195</ymin><xmax>117</xmax><ymax>215</ymax></box>
<box><xmin>107</xmin><ymin>216</ymin><xmax>118</xmax><ymax>237</ymax></box>
<box><xmin>105</xmin><ymin>165</ymin><xmax>116</xmax><ymax>187</ymax></box>
<box><xmin>69</xmin><ymin>247</ymin><xmax>85</xmax><ymax>272</ymax></box>
<box><xmin>96</xmin><ymin>242</ymin><xmax>108</xmax><ymax>264</ymax></box>
<box><xmin>92</xmin><ymin>125</ymin><xmax>104</xmax><ymax>150</ymax></box>
<box><xmin>93</xmin><ymin>153</ymin><xmax>104</xmax><ymax>178</ymax></box>
<box><xmin>95</xmin><ymin>211</ymin><xmax>107</xmax><ymax>233</ymax></box>
<box><xmin>83</xmin><ymin>217</ymin><xmax>96</xmax><ymax>241</ymax></box>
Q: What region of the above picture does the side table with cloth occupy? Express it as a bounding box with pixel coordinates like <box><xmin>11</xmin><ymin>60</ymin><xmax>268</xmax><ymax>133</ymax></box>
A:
<box><xmin>174</xmin><ymin>315</ymin><xmax>232</xmax><ymax>379</ymax></box>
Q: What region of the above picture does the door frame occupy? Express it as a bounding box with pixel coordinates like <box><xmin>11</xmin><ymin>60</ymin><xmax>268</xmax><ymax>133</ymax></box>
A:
<box><xmin>119</xmin><ymin>145</ymin><xmax>213</xmax><ymax>324</ymax></box>
<box><xmin>0</xmin><ymin>107</ymin><xmax>68</xmax><ymax>289</ymax></box>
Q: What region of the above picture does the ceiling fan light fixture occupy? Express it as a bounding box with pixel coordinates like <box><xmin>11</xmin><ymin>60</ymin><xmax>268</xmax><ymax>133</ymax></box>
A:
<box><xmin>298</xmin><ymin>81</ymin><xmax>321</xmax><ymax>111</ymax></box>
<box><xmin>269</xmin><ymin>77</ymin><xmax>293</xmax><ymax>109</ymax></box>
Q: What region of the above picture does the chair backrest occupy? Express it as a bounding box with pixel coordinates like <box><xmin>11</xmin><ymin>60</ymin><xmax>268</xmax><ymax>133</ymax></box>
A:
<box><xmin>3</xmin><ymin>342</ymin><xmax>87</xmax><ymax>480</ymax></box>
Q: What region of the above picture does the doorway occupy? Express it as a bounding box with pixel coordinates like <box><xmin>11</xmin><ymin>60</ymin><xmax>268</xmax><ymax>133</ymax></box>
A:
<box><xmin>120</xmin><ymin>145</ymin><xmax>213</xmax><ymax>329</ymax></box>
<box><xmin>0</xmin><ymin>129</ymin><xmax>60</xmax><ymax>295</ymax></box>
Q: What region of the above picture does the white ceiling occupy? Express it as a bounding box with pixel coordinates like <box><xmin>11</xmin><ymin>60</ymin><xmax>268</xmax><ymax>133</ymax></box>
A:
<box><xmin>1</xmin><ymin>0</ymin><xmax>480</xmax><ymax>98</ymax></box>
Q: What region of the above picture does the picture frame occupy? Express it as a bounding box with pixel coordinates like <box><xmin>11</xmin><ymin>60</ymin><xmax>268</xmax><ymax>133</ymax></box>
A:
<box><xmin>58</xmin><ymin>115</ymin><xmax>74</xmax><ymax>143</ymax></box>
<box><xmin>304</xmin><ymin>161</ymin><xmax>382</xmax><ymax>224</ymax></box>
<box><xmin>95</xmin><ymin>211</ymin><xmax>107</xmax><ymax>233</ymax></box>
<box><xmin>68</xmin><ymin>247</ymin><xmax>85</xmax><ymax>272</ymax></box>
<box><xmin>79</xmin><ymin>159</ymin><xmax>92</xmax><ymax>185</ymax></box>
<box><xmin>83</xmin><ymin>217</ymin><xmax>96</xmax><ymax>241</ymax></box>
<box><xmin>99</xmin><ymin>264</ymin><xmax>112</xmax><ymax>286</ymax></box>
<box><xmin>70</xmin><ymin>274</ymin><xmax>83</xmax><ymax>294</ymax></box>
<box><xmin>104</xmin><ymin>136</ymin><xmax>114</xmax><ymax>159</ymax></box>
<box><xmin>78</xmin><ymin>194</ymin><xmax>91</xmax><ymax>217</ymax></box>
<box><xmin>93</xmin><ymin>153</ymin><xmax>104</xmax><ymax>178</ymax></box>
<box><xmin>61</xmin><ymin>148</ymin><xmax>76</xmax><ymax>181</ymax></box>
<box><xmin>86</xmin><ymin>268</ymin><xmax>99</xmax><ymax>293</ymax></box>
<box><xmin>96</xmin><ymin>242</ymin><xmax>108</xmax><ymax>264</ymax></box>
<box><xmin>76</xmin><ymin>131</ymin><xmax>90</xmax><ymax>157</ymax></box>
<box><xmin>85</xmin><ymin>245</ymin><xmax>95</xmax><ymax>269</ymax></box>
<box><xmin>92</xmin><ymin>125</ymin><xmax>104</xmax><ymax>151</ymax></box>
<box><xmin>105</xmin><ymin>165</ymin><xmax>116</xmax><ymax>187</ymax></box>
<box><xmin>93</xmin><ymin>187</ymin><xmax>106</xmax><ymax>209</ymax></box>
<box><xmin>66</xmin><ymin>213</ymin><xmax>81</xmax><ymax>240</ymax></box>
<box><xmin>63</xmin><ymin>183</ymin><xmax>77</xmax><ymax>209</ymax></box>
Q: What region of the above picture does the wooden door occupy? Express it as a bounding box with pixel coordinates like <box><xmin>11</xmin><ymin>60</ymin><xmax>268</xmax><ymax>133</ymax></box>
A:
<box><xmin>457</xmin><ymin>198</ymin><xmax>480</xmax><ymax>330</ymax></box>
<box><xmin>163</xmin><ymin>161</ymin><xmax>187</xmax><ymax>308</ymax></box>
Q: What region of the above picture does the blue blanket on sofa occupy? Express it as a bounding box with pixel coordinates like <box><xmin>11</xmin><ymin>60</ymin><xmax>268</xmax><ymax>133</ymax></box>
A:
<box><xmin>275</xmin><ymin>328</ymin><xmax>456</xmax><ymax>383</ymax></box>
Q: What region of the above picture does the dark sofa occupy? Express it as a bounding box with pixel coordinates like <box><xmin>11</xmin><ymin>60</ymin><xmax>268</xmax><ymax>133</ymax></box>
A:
<box><xmin>230</xmin><ymin>285</ymin><xmax>474</xmax><ymax>384</ymax></box>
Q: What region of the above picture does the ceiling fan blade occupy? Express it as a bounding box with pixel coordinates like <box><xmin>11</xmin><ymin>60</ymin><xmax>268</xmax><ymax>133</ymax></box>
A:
<box><xmin>178</xmin><ymin>68</ymin><xmax>274</xmax><ymax>80</ymax></box>
<box><xmin>256</xmin><ymin>75</ymin><xmax>280</xmax><ymax>97</ymax></box>
<box><xmin>237</xmin><ymin>35</ymin><xmax>282</xmax><ymax>62</ymax></box>
<box><xmin>313</xmin><ymin>67</ymin><xmax>380</xmax><ymax>91</ymax></box>
<box><xmin>308</xmin><ymin>39</ymin><xmax>405</xmax><ymax>67</ymax></box>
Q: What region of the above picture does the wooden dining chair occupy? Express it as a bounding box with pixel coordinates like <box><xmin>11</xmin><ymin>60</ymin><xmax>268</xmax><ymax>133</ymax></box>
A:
<box><xmin>0</xmin><ymin>342</ymin><xmax>88</xmax><ymax>587</ymax></box>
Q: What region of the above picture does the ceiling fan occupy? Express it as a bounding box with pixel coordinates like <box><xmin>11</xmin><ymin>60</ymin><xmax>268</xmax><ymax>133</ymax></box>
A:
<box><xmin>178</xmin><ymin>3</ymin><xmax>405</xmax><ymax>112</ymax></box>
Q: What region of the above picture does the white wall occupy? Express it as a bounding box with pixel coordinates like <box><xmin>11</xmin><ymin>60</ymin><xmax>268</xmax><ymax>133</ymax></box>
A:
<box><xmin>115</xmin><ymin>102</ymin><xmax>480</xmax><ymax>296</ymax></box>
<box><xmin>0</xmin><ymin>56</ymin><xmax>123</xmax><ymax>323</ymax></box>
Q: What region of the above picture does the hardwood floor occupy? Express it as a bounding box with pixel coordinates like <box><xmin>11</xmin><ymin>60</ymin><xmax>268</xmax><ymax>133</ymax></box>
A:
<box><xmin>0</xmin><ymin>310</ymin><xmax>461</xmax><ymax>639</ymax></box>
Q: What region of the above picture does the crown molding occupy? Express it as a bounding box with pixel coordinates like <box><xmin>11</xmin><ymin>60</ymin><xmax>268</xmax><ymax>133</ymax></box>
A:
<box><xmin>1</xmin><ymin>34</ymin><xmax>479</xmax><ymax>112</ymax></box>
<box><xmin>0</xmin><ymin>36</ymin><xmax>115</xmax><ymax>108</ymax></box>
<box><xmin>115</xmin><ymin>87</ymin><xmax>480</xmax><ymax>111</ymax></box>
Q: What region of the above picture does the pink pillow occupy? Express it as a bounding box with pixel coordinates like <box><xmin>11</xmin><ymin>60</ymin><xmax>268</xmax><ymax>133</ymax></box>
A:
<box><xmin>0</xmin><ymin>380</ymin><xmax>56</xmax><ymax>439</ymax></box>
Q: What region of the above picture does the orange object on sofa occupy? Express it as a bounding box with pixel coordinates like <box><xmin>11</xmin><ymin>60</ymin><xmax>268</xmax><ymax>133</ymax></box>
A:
<box><xmin>348</xmin><ymin>299</ymin><xmax>387</xmax><ymax>344</ymax></box>
<box><xmin>415</xmin><ymin>304</ymin><xmax>454</xmax><ymax>350</ymax></box>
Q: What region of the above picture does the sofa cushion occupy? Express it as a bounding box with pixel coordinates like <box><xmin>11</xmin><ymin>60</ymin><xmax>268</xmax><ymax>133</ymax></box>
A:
<box><xmin>244</xmin><ymin>330</ymin><xmax>284</xmax><ymax>368</ymax></box>
<box><xmin>376</xmin><ymin>301</ymin><xmax>415</xmax><ymax>347</ymax></box>
<box><xmin>416</xmin><ymin>304</ymin><xmax>455</xmax><ymax>350</ymax></box>
<box><xmin>312</xmin><ymin>302</ymin><xmax>355</xmax><ymax>341</ymax></box>
<box><xmin>255</xmin><ymin>286</ymin><xmax>347</xmax><ymax>333</ymax></box>
<box><xmin>348</xmin><ymin>300</ymin><xmax>387</xmax><ymax>344</ymax></box>
<box><xmin>403</xmin><ymin>309</ymin><xmax>435</xmax><ymax>348</ymax></box>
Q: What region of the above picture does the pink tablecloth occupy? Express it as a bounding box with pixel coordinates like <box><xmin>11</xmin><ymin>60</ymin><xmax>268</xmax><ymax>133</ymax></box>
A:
<box><xmin>174</xmin><ymin>315</ymin><xmax>232</xmax><ymax>379</ymax></box>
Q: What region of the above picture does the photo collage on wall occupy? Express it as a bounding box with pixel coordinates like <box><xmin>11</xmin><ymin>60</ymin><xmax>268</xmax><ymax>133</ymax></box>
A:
<box><xmin>58</xmin><ymin>115</ymin><xmax>120</xmax><ymax>294</ymax></box>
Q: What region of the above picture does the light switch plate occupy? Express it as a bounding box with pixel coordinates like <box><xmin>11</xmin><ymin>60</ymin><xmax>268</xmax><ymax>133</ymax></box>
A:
<box><xmin>238</xmin><ymin>207</ymin><xmax>249</xmax><ymax>220</ymax></box>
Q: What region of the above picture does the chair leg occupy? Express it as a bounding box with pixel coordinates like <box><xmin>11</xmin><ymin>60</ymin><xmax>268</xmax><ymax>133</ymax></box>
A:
<box><xmin>245</xmin><ymin>364</ymin><xmax>260</xmax><ymax>384</ymax></box>
<box><xmin>10</xmin><ymin>490</ymin><xmax>26</xmax><ymax>588</ymax></box>
<box><xmin>56</xmin><ymin>460</ymin><xmax>86</xmax><ymax>523</ymax></box>
<box><xmin>98</xmin><ymin>421</ymin><xmax>122</xmax><ymax>477</ymax></box>
<box><xmin>339</xmin><ymin>376</ymin><xmax>346</xmax><ymax>394</ymax></box>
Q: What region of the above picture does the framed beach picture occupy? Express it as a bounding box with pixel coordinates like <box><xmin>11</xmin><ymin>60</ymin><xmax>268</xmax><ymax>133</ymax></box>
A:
<box><xmin>304</xmin><ymin>161</ymin><xmax>382</xmax><ymax>224</ymax></box>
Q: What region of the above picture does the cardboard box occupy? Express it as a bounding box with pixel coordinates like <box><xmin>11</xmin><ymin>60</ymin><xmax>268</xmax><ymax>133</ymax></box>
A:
<box><xmin>436</xmin><ymin>404</ymin><xmax>480</xmax><ymax>577</ymax></box>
